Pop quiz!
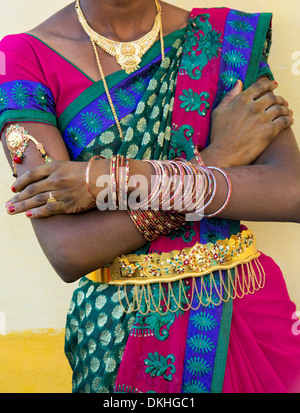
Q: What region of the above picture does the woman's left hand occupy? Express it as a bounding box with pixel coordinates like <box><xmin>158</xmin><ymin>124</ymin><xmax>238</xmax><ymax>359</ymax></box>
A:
<box><xmin>6</xmin><ymin>160</ymin><xmax>96</xmax><ymax>218</ymax></box>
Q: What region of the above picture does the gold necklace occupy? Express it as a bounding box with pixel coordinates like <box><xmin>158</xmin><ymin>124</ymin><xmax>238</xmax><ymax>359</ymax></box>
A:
<box><xmin>75</xmin><ymin>0</ymin><xmax>165</xmax><ymax>142</ymax></box>
<box><xmin>75</xmin><ymin>0</ymin><xmax>163</xmax><ymax>74</ymax></box>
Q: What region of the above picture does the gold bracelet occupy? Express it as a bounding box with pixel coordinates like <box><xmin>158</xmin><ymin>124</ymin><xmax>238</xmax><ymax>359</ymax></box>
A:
<box><xmin>85</xmin><ymin>155</ymin><xmax>104</xmax><ymax>203</ymax></box>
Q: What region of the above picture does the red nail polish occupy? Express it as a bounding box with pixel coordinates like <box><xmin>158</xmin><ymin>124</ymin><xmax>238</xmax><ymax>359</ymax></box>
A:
<box><xmin>11</xmin><ymin>185</ymin><xmax>16</xmax><ymax>193</ymax></box>
<box><xmin>26</xmin><ymin>210</ymin><xmax>32</xmax><ymax>218</ymax></box>
<box><xmin>8</xmin><ymin>205</ymin><xmax>15</xmax><ymax>213</ymax></box>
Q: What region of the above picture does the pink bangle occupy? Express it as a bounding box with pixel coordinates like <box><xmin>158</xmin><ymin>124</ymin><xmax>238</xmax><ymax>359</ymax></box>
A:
<box><xmin>186</xmin><ymin>163</ymin><xmax>206</xmax><ymax>213</ymax></box>
<box><xmin>139</xmin><ymin>160</ymin><xmax>161</xmax><ymax>210</ymax></box>
<box><xmin>205</xmin><ymin>167</ymin><xmax>232</xmax><ymax>218</ymax></box>
<box><xmin>169</xmin><ymin>160</ymin><xmax>187</xmax><ymax>211</ymax></box>
<box><xmin>179</xmin><ymin>161</ymin><xmax>196</xmax><ymax>212</ymax></box>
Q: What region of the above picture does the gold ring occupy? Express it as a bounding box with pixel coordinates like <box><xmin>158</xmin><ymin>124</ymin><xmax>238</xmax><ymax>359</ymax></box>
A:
<box><xmin>47</xmin><ymin>191</ymin><xmax>57</xmax><ymax>203</ymax></box>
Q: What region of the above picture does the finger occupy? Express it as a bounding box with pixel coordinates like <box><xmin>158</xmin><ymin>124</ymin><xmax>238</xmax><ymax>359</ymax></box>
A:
<box><xmin>12</xmin><ymin>162</ymin><xmax>53</xmax><ymax>193</ymax></box>
<box><xmin>244</xmin><ymin>79</ymin><xmax>278</xmax><ymax>101</ymax></box>
<box><xmin>256</xmin><ymin>93</ymin><xmax>287</xmax><ymax>110</ymax></box>
<box><xmin>6</xmin><ymin>192</ymin><xmax>50</xmax><ymax>215</ymax></box>
<box><xmin>217</xmin><ymin>80</ymin><xmax>244</xmax><ymax>109</ymax></box>
<box><xmin>266</xmin><ymin>105</ymin><xmax>292</xmax><ymax>121</ymax></box>
<box><xmin>9</xmin><ymin>178</ymin><xmax>52</xmax><ymax>205</ymax></box>
<box><xmin>271</xmin><ymin>115</ymin><xmax>294</xmax><ymax>136</ymax></box>
<box><xmin>26</xmin><ymin>200</ymin><xmax>66</xmax><ymax>219</ymax></box>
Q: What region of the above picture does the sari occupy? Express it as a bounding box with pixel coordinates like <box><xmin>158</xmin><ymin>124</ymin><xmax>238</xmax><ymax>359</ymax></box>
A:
<box><xmin>1</xmin><ymin>7</ymin><xmax>300</xmax><ymax>393</ymax></box>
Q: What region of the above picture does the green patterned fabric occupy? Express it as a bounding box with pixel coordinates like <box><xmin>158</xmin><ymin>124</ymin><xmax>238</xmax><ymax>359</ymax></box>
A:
<box><xmin>65</xmin><ymin>278</ymin><xmax>136</xmax><ymax>393</ymax></box>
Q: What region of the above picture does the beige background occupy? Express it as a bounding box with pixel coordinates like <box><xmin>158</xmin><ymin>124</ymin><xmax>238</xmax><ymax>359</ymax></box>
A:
<box><xmin>0</xmin><ymin>0</ymin><xmax>300</xmax><ymax>335</ymax></box>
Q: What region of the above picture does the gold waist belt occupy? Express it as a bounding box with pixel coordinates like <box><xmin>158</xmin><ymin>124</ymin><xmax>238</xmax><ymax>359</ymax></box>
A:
<box><xmin>87</xmin><ymin>229</ymin><xmax>259</xmax><ymax>285</ymax></box>
<box><xmin>86</xmin><ymin>229</ymin><xmax>266</xmax><ymax>314</ymax></box>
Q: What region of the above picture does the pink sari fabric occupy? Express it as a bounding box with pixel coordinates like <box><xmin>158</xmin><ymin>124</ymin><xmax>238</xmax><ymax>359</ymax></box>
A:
<box><xmin>0</xmin><ymin>33</ymin><xmax>94</xmax><ymax>118</ymax></box>
<box><xmin>223</xmin><ymin>252</ymin><xmax>300</xmax><ymax>393</ymax></box>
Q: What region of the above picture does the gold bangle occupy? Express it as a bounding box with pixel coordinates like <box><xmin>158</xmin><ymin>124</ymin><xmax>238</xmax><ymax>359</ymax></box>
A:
<box><xmin>85</xmin><ymin>155</ymin><xmax>104</xmax><ymax>203</ymax></box>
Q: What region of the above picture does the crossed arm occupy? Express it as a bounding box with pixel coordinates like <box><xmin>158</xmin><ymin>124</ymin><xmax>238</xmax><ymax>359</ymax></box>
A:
<box><xmin>2</xmin><ymin>79</ymin><xmax>300</xmax><ymax>282</ymax></box>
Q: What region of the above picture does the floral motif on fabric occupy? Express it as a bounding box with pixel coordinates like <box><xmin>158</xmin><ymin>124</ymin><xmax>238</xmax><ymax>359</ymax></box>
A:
<box><xmin>228</xmin><ymin>18</ymin><xmax>254</xmax><ymax>33</ymax></box>
<box><xmin>66</xmin><ymin>127</ymin><xmax>86</xmax><ymax>149</ymax></box>
<box><xmin>11</xmin><ymin>82</ymin><xmax>30</xmax><ymax>107</ymax></box>
<box><xmin>186</xmin><ymin>357</ymin><xmax>212</xmax><ymax>377</ymax></box>
<box><xmin>224</xmin><ymin>34</ymin><xmax>250</xmax><ymax>49</ymax></box>
<box><xmin>223</xmin><ymin>50</ymin><xmax>247</xmax><ymax>68</ymax></box>
<box><xmin>191</xmin><ymin>312</ymin><xmax>218</xmax><ymax>332</ymax></box>
<box><xmin>144</xmin><ymin>352</ymin><xmax>176</xmax><ymax>381</ymax></box>
<box><xmin>180</xmin><ymin>14</ymin><xmax>222</xmax><ymax>80</ymax></box>
<box><xmin>32</xmin><ymin>84</ymin><xmax>51</xmax><ymax>109</ymax></box>
<box><xmin>0</xmin><ymin>87</ymin><xmax>8</xmax><ymax>111</ymax></box>
<box><xmin>182</xmin><ymin>380</ymin><xmax>209</xmax><ymax>393</ymax></box>
<box><xmin>115</xmin><ymin>89</ymin><xmax>136</xmax><ymax>109</ymax></box>
<box><xmin>81</xmin><ymin>112</ymin><xmax>103</xmax><ymax>134</ymax></box>
<box><xmin>169</xmin><ymin>124</ymin><xmax>195</xmax><ymax>161</ymax></box>
<box><xmin>220</xmin><ymin>70</ymin><xmax>241</xmax><ymax>88</ymax></box>
<box><xmin>98</xmin><ymin>99</ymin><xmax>119</xmax><ymax>120</ymax></box>
<box><xmin>179</xmin><ymin>89</ymin><xmax>210</xmax><ymax>116</ymax></box>
<box><xmin>187</xmin><ymin>334</ymin><xmax>216</xmax><ymax>354</ymax></box>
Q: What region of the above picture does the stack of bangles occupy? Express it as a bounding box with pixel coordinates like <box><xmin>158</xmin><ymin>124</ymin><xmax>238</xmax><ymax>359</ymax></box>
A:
<box><xmin>85</xmin><ymin>149</ymin><xmax>232</xmax><ymax>242</ymax></box>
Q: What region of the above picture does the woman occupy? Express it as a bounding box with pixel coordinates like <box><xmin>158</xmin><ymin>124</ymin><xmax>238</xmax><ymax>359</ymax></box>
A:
<box><xmin>1</xmin><ymin>0</ymin><xmax>300</xmax><ymax>393</ymax></box>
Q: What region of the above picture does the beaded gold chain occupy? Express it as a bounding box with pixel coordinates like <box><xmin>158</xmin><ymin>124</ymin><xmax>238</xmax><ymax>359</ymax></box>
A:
<box><xmin>118</xmin><ymin>258</ymin><xmax>266</xmax><ymax>316</ymax></box>
<box><xmin>75</xmin><ymin>0</ymin><xmax>165</xmax><ymax>142</ymax></box>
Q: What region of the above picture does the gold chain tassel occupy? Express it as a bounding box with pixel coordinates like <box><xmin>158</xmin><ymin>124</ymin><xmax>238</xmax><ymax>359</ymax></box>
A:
<box><xmin>118</xmin><ymin>258</ymin><xmax>266</xmax><ymax>315</ymax></box>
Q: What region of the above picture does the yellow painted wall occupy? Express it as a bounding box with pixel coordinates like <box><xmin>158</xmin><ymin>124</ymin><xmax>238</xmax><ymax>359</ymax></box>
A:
<box><xmin>0</xmin><ymin>0</ymin><xmax>299</xmax><ymax>393</ymax></box>
<box><xmin>0</xmin><ymin>329</ymin><xmax>71</xmax><ymax>393</ymax></box>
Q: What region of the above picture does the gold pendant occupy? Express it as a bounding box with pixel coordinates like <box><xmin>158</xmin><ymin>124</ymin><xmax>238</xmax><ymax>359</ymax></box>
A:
<box><xmin>115</xmin><ymin>43</ymin><xmax>142</xmax><ymax>74</ymax></box>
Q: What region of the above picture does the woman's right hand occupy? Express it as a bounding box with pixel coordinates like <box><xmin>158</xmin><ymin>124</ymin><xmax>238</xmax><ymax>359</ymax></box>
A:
<box><xmin>203</xmin><ymin>78</ymin><xmax>294</xmax><ymax>168</ymax></box>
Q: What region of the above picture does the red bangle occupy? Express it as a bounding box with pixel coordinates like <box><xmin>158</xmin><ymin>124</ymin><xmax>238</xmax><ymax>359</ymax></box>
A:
<box><xmin>194</xmin><ymin>144</ymin><xmax>205</xmax><ymax>167</ymax></box>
